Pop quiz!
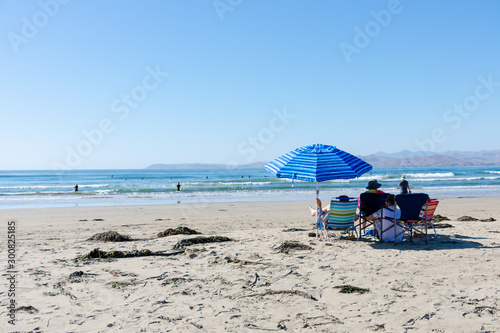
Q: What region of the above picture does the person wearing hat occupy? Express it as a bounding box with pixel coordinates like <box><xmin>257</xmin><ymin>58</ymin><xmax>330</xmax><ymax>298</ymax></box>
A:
<box><xmin>354</xmin><ymin>180</ymin><xmax>385</xmax><ymax>227</ymax></box>
<box><xmin>398</xmin><ymin>175</ymin><xmax>411</xmax><ymax>194</ymax></box>
<box><xmin>366</xmin><ymin>179</ymin><xmax>384</xmax><ymax>194</ymax></box>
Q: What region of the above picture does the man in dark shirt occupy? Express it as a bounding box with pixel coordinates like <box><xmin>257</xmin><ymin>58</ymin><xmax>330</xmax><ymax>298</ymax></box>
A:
<box><xmin>398</xmin><ymin>175</ymin><xmax>410</xmax><ymax>194</ymax></box>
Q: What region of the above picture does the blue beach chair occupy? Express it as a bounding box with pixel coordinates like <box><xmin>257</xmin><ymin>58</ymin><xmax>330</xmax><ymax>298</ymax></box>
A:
<box><xmin>355</xmin><ymin>192</ymin><xmax>388</xmax><ymax>241</ymax></box>
<box><xmin>317</xmin><ymin>196</ymin><xmax>357</xmax><ymax>241</ymax></box>
<box><xmin>395</xmin><ymin>193</ymin><xmax>432</xmax><ymax>244</ymax></box>
<box><xmin>327</xmin><ymin>197</ymin><xmax>358</xmax><ymax>230</ymax></box>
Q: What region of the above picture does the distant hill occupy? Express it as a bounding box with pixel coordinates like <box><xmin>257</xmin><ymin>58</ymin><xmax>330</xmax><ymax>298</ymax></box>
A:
<box><xmin>371</xmin><ymin>150</ymin><xmax>433</xmax><ymax>158</ymax></box>
<box><xmin>146</xmin><ymin>150</ymin><xmax>500</xmax><ymax>169</ymax></box>
<box><xmin>360</xmin><ymin>150</ymin><xmax>500</xmax><ymax>167</ymax></box>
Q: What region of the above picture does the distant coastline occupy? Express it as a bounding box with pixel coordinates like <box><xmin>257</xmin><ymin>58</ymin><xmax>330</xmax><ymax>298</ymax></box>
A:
<box><xmin>360</xmin><ymin>149</ymin><xmax>500</xmax><ymax>167</ymax></box>
<box><xmin>146</xmin><ymin>149</ymin><xmax>500</xmax><ymax>169</ymax></box>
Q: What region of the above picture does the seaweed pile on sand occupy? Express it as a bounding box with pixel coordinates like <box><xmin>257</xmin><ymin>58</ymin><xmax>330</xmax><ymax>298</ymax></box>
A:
<box><xmin>172</xmin><ymin>236</ymin><xmax>233</xmax><ymax>250</ymax></box>
<box><xmin>77</xmin><ymin>248</ymin><xmax>184</xmax><ymax>260</ymax></box>
<box><xmin>334</xmin><ymin>285</ymin><xmax>370</xmax><ymax>294</ymax></box>
<box><xmin>457</xmin><ymin>216</ymin><xmax>497</xmax><ymax>222</ymax></box>
<box><xmin>87</xmin><ymin>231</ymin><xmax>132</xmax><ymax>242</ymax></box>
<box><xmin>77</xmin><ymin>235</ymin><xmax>233</xmax><ymax>261</ymax></box>
<box><xmin>433</xmin><ymin>214</ymin><xmax>450</xmax><ymax>222</ymax></box>
<box><xmin>158</xmin><ymin>226</ymin><xmax>201</xmax><ymax>237</ymax></box>
<box><xmin>275</xmin><ymin>241</ymin><xmax>313</xmax><ymax>254</ymax></box>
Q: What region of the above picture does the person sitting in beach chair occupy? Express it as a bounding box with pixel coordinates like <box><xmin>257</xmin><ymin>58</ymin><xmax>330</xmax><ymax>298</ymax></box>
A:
<box><xmin>309</xmin><ymin>195</ymin><xmax>351</xmax><ymax>225</ymax></box>
<box><xmin>367</xmin><ymin>194</ymin><xmax>403</xmax><ymax>243</ymax></box>
<box><xmin>310</xmin><ymin>196</ymin><xmax>355</xmax><ymax>240</ymax></box>
<box><xmin>326</xmin><ymin>196</ymin><xmax>357</xmax><ymax>230</ymax></box>
<box><xmin>309</xmin><ymin>198</ymin><xmax>329</xmax><ymax>223</ymax></box>
<box><xmin>354</xmin><ymin>191</ymin><xmax>388</xmax><ymax>239</ymax></box>
<box><xmin>356</xmin><ymin>179</ymin><xmax>385</xmax><ymax>220</ymax></box>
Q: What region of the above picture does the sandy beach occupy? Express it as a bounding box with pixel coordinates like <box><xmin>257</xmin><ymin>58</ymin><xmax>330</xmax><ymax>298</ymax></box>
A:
<box><xmin>1</xmin><ymin>197</ymin><xmax>499</xmax><ymax>332</ymax></box>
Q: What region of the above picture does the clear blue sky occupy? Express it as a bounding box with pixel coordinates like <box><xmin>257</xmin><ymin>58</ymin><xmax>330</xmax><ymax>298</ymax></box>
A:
<box><xmin>1</xmin><ymin>0</ymin><xmax>499</xmax><ymax>170</ymax></box>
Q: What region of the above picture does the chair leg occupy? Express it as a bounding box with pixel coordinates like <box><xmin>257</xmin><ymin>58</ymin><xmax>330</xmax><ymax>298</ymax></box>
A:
<box><xmin>394</xmin><ymin>220</ymin><xmax>396</xmax><ymax>245</ymax></box>
<box><xmin>425</xmin><ymin>221</ymin><xmax>428</xmax><ymax>244</ymax></box>
<box><xmin>378</xmin><ymin>218</ymin><xmax>383</xmax><ymax>243</ymax></box>
<box><xmin>430</xmin><ymin>223</ymin><xmax>436</xmax><ymax>237</ymax></box>
<box><xmin>322</xmin><ymin>221</ymin><xmax>330</xmax><ymax>241</ymax></box>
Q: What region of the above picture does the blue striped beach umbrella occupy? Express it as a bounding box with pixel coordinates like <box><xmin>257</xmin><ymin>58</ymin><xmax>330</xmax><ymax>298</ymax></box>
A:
<box><xmin>265</xmin><ymin>143</ymin><xmax>372</xmax><ymax>194</ymax></box>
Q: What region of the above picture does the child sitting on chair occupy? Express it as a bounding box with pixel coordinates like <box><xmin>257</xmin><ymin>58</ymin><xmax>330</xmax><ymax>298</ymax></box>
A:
<box><xmin>309</xmin><ymin>198</ymin><xmax>329</xmax><ymax>224</ymax></box>
<box><xmin>309</xmin><ymin>196</ymin><xmax>351</xmax><ymax>224</ymax></box>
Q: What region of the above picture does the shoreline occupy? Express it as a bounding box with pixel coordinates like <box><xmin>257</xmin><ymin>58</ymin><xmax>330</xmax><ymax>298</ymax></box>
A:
<box><xmin>1</xmin><ymin>197</ymin><xmax>499</xmax><ymax>331</ymax></box>
<box><xmin>3</xmin><ymin>189</ymin><xmax>500</xmax><ymax>211</ymax></box>
<box><xmin>3</xmin><ymin>197</ymin><xmax>500</xmax><ymax>224</ymax></box>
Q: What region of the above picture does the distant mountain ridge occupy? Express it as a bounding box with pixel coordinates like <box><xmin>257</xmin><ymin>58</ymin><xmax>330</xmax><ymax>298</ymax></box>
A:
<box><xmin>146</xmin><ymin>150</ymin><xmax>500</xmax><ymax>169</ymax></box>
<box><xmin>359</xmin><ymin>149</ymin><xmax>500</xmax><ymax>167</ymax></box>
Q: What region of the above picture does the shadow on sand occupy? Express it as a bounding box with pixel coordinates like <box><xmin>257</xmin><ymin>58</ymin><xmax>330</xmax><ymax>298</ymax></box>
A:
<box><xmin>367</xmin><ymin>233</ymin><xmax>500</xmax><ymax>251</ymax></box>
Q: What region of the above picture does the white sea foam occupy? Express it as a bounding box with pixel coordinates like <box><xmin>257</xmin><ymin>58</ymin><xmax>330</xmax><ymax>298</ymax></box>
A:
<box><xmin>405</xmin><ymin>172</ymin><xmax>455</xmax><ymax>178</ymax></box>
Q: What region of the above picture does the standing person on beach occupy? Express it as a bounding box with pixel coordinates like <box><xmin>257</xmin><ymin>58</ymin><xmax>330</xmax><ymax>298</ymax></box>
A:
<box><xmin>398</xmin><ymin>175</ymin><xmax>411</xmax><ymax>194</ymax></box>
<box><xmin>74</xmin><ymin>184</ymin><xmax>78</xmax><ymax>192</ymax></box>
<box><xmin>176</xmin><ymin>182</ymin><xmax>182</xmax><ymax>191</ymax></box>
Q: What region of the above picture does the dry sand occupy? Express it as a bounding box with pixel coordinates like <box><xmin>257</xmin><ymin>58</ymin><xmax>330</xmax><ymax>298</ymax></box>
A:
<box><xmin>1</xmin><ymin>197</ymin><xmax>499</xmax><ymax>332</ymax></box>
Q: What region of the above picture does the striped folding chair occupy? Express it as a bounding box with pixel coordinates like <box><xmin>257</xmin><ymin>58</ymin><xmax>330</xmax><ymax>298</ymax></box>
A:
<box><xmin>415</xmin><ymin>198</ymin><xmax>439</xmax><ymax>238</ymax></box>
<box><xmin>327</xmin><ymin>197</ymin><xmax>358</xmax><ymax>232</ymax></box>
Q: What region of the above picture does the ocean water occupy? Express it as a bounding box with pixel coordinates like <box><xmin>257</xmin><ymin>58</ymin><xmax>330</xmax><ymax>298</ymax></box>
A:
<box><xmin>1</xmin><ymin>166</ymin><xmax>500</xmax><ymax>209</ymax></box>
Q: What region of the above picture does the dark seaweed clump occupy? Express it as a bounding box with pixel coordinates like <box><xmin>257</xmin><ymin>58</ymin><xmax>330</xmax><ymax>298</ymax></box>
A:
<box><xmin>173</xmin><ymin>236</ymin><xmax>232</xmax><ymax>250</ymax></box>
<box><xmin>433</xmin><ymin>214</ymin><xmax>450</xmax><ymax>222</ymax></box>
<box><xmin>276</xmin><ymin>241</ymin><xmax>313</xmax><ymax>254</ymax></box>
<box><xmin>69</xmin><ymin>271</ymin><xmax>85</xmax><ymax>279</ymax></box>
<box><xmin>158</xmin><ymin>227</ymin><xmax>201</xmax><ymax>238</ymax></box>
<box><xmin>87</xmin><ymin>231</ymin><xmax>132</xmax><ymax>242</ymax></box>
<box><xmin>79</xmin><ymin>248</ymin><xmax>153</xmax><ymax>259</ymax></box>
<box><xmin>334</xmin><ymin>285</ymin><xmax>370</xmax><ymax>294</ymax></box>
<box><xmin>457</xmin><ymin>216</ymin><xmax>478</xmax><ymax>221</ymax></box>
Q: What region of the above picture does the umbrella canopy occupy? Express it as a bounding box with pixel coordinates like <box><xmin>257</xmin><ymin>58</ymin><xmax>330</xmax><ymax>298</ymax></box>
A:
<box><xmin>265</xmin><ymin>143</ymin><xmax>372</xmax><ymax>183</ymax></box>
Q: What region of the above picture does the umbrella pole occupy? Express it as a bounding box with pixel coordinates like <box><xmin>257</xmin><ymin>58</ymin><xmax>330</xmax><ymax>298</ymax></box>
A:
<box><xmin>315</xmin><ymin>182</ymin><xmax>319</xmax><ymax>239</ymax></box>
<box><xmin>315</xmin><ymin>182</ymin><xmax>330</xmax><ymax>241</ymax></box>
